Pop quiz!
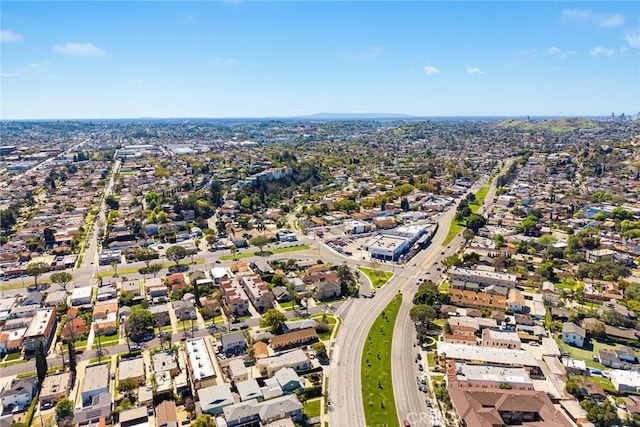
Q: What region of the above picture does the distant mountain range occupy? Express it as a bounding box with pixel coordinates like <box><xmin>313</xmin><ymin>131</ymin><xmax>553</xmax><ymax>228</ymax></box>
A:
<box><xmin>297</xmin><ymin>112</ymin><xmax>414</xmax><ymax>119</ymax></box>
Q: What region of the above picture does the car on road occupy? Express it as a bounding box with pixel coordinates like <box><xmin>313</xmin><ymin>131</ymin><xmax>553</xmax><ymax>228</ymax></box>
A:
<box><xmin>403</xmin><ymin>420</ymin><xmax>411</xmax><ymax>427</ymax></box>
<box><xmin>130</xmin><ymin>344</ymin><xmax>141</xmax><ymax>351</ymax></box>
<box><xmin>416</xmin><ymin>352</ymin><xmax>422</xmax><ymax>360</ymax></box>
<box><xmin>417</xmin><ymin>363</ymin><xmax>424</xmax><ymax>371</ymax></box>
<box><xmin>426</xmin><ymin>399</ymin><xmax>432</xmax><ymax>407</ymax></box>
<box><xmin>418</xmin><ymin>384</ymin><xmax>427</xmax><ymax>393</ymax></box>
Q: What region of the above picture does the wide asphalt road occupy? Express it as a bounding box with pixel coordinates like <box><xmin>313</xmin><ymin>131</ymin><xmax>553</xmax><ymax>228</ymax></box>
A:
<box><xmin>391</xmin><ymin>166</ymin><xmax>505</xmax><ymax>426</ymax></box>
<box><xmin>328</xmin><ymin>204</ymin><xmax>459</xmax><ymax>427</ymax></box>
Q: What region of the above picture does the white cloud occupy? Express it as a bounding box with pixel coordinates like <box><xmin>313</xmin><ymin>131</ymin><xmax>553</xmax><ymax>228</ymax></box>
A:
<box><xmin>624</xmin><ymin>31</ymin><xmax>640</xmax><ymax>48</ymax></box>
<box><xmin>1</xmin><ymin>30</ymin><xmax>23</xmax><ymax>43</ymax></box>
<box><xmin>467</xmin><ymin>66</ymin><xmax>485</xmax><ymax>75</ymax></box>
<box><xmin>619</xmin><ymin>47</ymin><xmax>629</xmax><ymax>54</ymax></box>
<box><xmin>562</xmin><ymin>9</ymin><xmax>624</xmax><ymax>27</ymax></box>
<box><xmin>28</xmin><ymin>63</ymin><xmax>42</xmax><ymax>68</ymax></box>
<box><xmin>1</xmin><ymin>72</ymin><xmax>21</xmax><ymax>78</ymax></box>
<box><xmin>129</xmin><ymin>79</ymin><xmax>144</xmax><ymax>84</ymax></box>
<box><xmin>53</xmin><ymin>42</ymin><xmax>106</xmax><ymax>57</ymax></box>
<box><xmin>589</xmin><ymin>46</ymin><xmax>617</xmax><ymax>57</ymax></box>
<box><xmin>547</xmin><ymin>46</ymin><xmax>568</xmax><ymax>58</ymax></box>
<box><xmin>423</xmin><ymin>65</ymin><xmax>439</xmax><ymax>76</ymax></box>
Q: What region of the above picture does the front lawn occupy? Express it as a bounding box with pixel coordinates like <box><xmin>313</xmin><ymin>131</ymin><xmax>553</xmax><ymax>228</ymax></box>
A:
<box><xmin>358</xmin><ymin>267</ymin><xmax>393</xmax><ymax>288</ymax></box>
<box><xmin>304</xmin><ymin>398</ymin><xmax>322</xmax><ymax>418</ymax></box>
<box><xmin>362</xmin><ymin>294</ymin><xmax>402</xmax><ymax>427</ymax></box>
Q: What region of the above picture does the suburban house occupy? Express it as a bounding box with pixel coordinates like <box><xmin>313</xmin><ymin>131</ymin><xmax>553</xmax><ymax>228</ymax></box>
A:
<box><xmin>273</xmin><ymin>367</ymin><xmax>303</xmax><ymax>393</ymax></box>
<box><xmin>173</xmin><ymin>300</ymin><xmax>196</xmax><ymax>321</ymax></box>
<box><xmin>0</xmin><ymin>377</ymin><xmax>36</xmax><ymax>412</ymax></box>
<box><xmin>152</xmin><ymin>352</ymin><xmax>179</xmax><ymax>378</ymax></box>
<box><xmin>610</xmin><ymin>370</ymin><xmax>640</xmax><ymax>392</ymax></box>
<box><xmin>70</xmin><ymin>286</ymin><xmax>93</xmax><ymax>306</ymax></box>
<box><xmin>155</xmin><ymin>400</ymin><xmax>178</xmax><ymax>427</ymax></box>
<box><xmin>198</xmin><ymin>383</ymin><xmax>234</xmax><ymax>415</ymax></box>
<box><xmin>312</xmin><ymin>280</ymin><xmax>341</xmax><ymax>301</ymax></box>
<box><xmin>149</xmin><ymin>304</ymin><xmax>171</xmax><ymax>327</ymax></box>
<box><xmin>227</xmin><ymin>359</ymin><xmax>248</xmax><ymax>383</ymax></box>
<box><xmin>236</xmin><ymin>379</ymin><xmax>263</xmax><ymax>402</ymax></box>
<box><xmin>256</xmin><ymin>349</ymin><xmax>312</xmax><ymax>377</ymax></box>
<box><xmin>221</xmin><ymin>331</ymin><xmax>247</xmax><ymax>354</ymax></box>
<box><xmin>562</xmin><ymin>323</ymin><xmax>586</xmax><ymax>348</ymax></box>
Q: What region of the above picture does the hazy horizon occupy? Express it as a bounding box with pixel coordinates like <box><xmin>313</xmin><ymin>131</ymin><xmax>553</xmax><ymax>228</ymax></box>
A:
<box><xmin>2</xmin><ymin>1</ymin><xmax>639</xmax><ymax>119</ymax></box>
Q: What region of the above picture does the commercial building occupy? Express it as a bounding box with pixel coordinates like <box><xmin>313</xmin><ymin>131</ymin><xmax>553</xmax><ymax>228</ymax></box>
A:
<box><xmin>449</xmin><ymin>267</ymin><xmax>517</xmax><ymax>290</ymax></box>
<box><xmin>446</xmin><ymin>361</ymin><xmax>533</xmax><ymax>391</ymax></box>
<box><xmin>481</xmin><ymin>329</ymin><xmax>521</xmax><ymax>350</ymax></box>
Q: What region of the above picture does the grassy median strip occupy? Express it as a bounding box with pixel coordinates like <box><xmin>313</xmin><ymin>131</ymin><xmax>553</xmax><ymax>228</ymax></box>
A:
<box><xmin>362</xmin><ymin>294</ymin><xmax>402</xmax><ymax>427</ymax></box>
<box><xmin>219</xmin><ymin>244</ymin><xmax>310</xmax><ymax>260</ymax></box>
<box><xmin>442</xmin><ymin>184</ymin><xmax>490</xmax><ymax>246</ymax></box>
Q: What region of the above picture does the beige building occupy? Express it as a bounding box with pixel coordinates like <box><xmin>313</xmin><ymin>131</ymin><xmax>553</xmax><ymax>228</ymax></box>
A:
<box><xmin>482</xmin><ymin>328</ymin><xmax>521</xmax><ymax>350</ymax></box>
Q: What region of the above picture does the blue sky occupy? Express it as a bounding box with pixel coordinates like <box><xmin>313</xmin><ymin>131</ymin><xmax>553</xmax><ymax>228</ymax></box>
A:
<box><xmin>1</xmin><ymin>1</ymin><xmax>639</xmax><ymax>119</ymax></box>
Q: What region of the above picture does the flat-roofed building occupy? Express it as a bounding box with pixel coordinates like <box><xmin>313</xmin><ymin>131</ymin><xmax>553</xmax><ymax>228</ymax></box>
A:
<box><xmin>40</xmin><ymin>372</ymin><xmax>72</xmax><ymax>405</ymax></box>
<box><xmin>437</xmin><ymin>342</ymin><xmax>541</xmax><ymax>377</ymax></box>
<box><xmin>71</xmin><ymin>286</ymin><xmax>93</xmax><ymax>306</ymax></box>
<box><xmin>119</xmin><ymin>357</ymin><xmax>146</xmax><ymax>385</ymax></box>
<box><xmin>82</xmin><ymin>363</ymin><xmax>110</xmax><ymax>405</ymax></box>
<box><xmin>152</xmin><ymin>352</ymin><xmax>178</xmax><ymax>377</ymax></box>
<box><xmin>482</xmin><ymin>328</ymin><xmax>521</xmax><ymax>350</ymax></box>
<box><xmin>23</xmin><ymin>307</ymin><xmax>57</xmax><ymax>353</ymax></box>
<box><xmin>450</xmin><ymin>266</ymin><xmax>517</xmax><ymax>290</ymax></box>
<box><xmin>227</xmin><ymin>359</ymin><xmax>248</xmax><ymax>383</ymax></box>
<box><xmin>446</xmin><ymin>361</ymin><xmax>533</xmax><ymax>390</ymax></box>
<box><xmin>185</xmin><ymin>337</ymin><xmax>216</xmax><ymax>390</ymax></box>
<box><xmin>610</xmin><ymin>370</ymin><xmax>640</xmax><ymax>392</ymax></box>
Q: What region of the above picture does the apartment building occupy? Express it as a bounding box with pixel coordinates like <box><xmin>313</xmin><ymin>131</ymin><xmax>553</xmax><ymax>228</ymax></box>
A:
<box><xmin>23</xmin><ymin>308</ymin><xmax>57</xmax><ymax>353</ymax></box>
<box><xmin>220</xmin><ymin>279</ymin><xmax>250</xmax><ymax>316</ymax></box>
<box><xmin>239</xmin><ymin>273</ymin><xmax>273</xmax><ymax>313</ymax></box>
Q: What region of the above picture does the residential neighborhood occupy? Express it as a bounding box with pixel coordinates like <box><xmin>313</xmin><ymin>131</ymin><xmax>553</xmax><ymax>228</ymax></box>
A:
<box><xmin>0</xmin><ymin>117</ymin><xmax>639</xmax><ymax>427</ymax></box>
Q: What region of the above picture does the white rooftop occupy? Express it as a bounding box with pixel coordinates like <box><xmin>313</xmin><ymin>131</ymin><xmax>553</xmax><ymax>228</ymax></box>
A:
<box><xmin>437</xmin><ymin>342</ymin><xmax>539</xmax><ymax>367</ymax></box>
<box><xmin>185</xmin><ymin>337</ymin><xmax>215</xmax><ymax>381</ymax></box>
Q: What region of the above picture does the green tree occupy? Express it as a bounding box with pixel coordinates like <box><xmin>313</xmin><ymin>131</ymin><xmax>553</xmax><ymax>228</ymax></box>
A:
<box><xmin>50</xmin><ymin>271</ymin><xmax>73</xmax><ymax>293</ymax></box>
<box><xmin>125</xmin><ymin>306</ymin><xmax>154</xmax><ymax>341</ymax></box>
<box><xmin>35</xmin><ymin>340</ymin><xmax>48</xmax><ymax>388</ymax></box>
<box><xmin>336</xmin><ymin>264</ymin><xmax>357</xmax><ymax>296</ymax></box>
<box><xmin>166</xmin><ymin>245</ymin><xmax>187</xmax><ymax>267</ymax></box>
<box><xmin>43</xmin><ymin>227</ymin><xmax>56</xmax><ymax>245</ymax></box>
<box><xmin>565</xmin><ymin>379</ymin><xmax>582</xmax><ymax>397</ymax></box>
<box><xmin>147</xmin><ymin>263</ymin><xmax>163</xmax><ymax>277</ymax></box>
<box><xmin>462</xmin><ymin>228</ymin><xmax>475</xmax><ymax>242</ymax></box>
<box><xmin>494</xmin><ymin>233</ymin><xmax>506</xmax><ymax>249</ymax></box>
<box><xmin>261</xmin><ymin>308</ymin><xmax>287</xmax><ymax>334</ymax></box>
<box><xmin>118</xmin><ymin>378</ymin><xmax>138</xmax><ymax>397</ymax></box>
<box><xmin>580</xmin><ymin>398</ymin><xmax>620</xmax><ymax>427</ymax></box>
<box><xmin>191</xmin><ymin>415</ymin><xmax>216</xmax><ymax>427</ymax></box>
<box><xmin>55</xmin><ymin>399</ymin><xmax>74</xmax><ymax>427</ymax></box>
<box><xmin>409</xmin><ymin>304</ymin><xmax>437</xmax><ymax>325</ymax></box>
<box><xmin>135</xmin><ymin>247</ymin><xmax>154</xmax><ymax>268</ymax></box>
<box><xmin>67</xmin><ymin>340</ymin><xmax>76</xmax><ymax>376</ymax></box>
<box><xmin>249</xmin><ymin>235</ymin><xmax>270</xmax><ymax>254</ymax></box>
<box><xmin>413</xmin><ymin>281</ymin><xmax>441</xmax><ymax>306</ymax></box>
<box><xmin>311</xmin><ymin>342</ymin><xmax>328</xmax><ymax>361</ymax></box>
<box><xmin>466</xmin><ymin>213</ymin><xmax>486</xmax><ymax>234</ymax></box>
<box><xmin>26</xmin><ymin>261</ymin><xmax>49</xmax><ymax>290</ymax></box>
<box><xmin>518</xmin><ymin>215</ymin><xmax>539</xmax><ymax>236</ymax></box>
